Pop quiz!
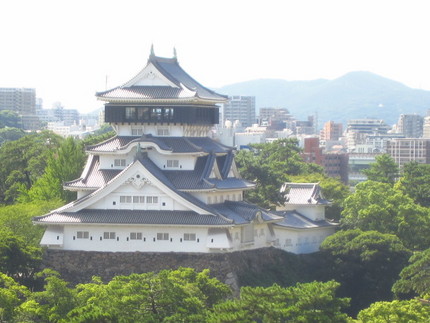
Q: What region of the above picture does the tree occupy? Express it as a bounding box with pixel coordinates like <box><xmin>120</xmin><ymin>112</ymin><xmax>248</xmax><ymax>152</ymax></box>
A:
<box><xmin>0</xmin><ymin>131</ymin><xmax>63</xmax><ymax>203</ymax></box>
<box><xmin>21</xmin><ymin>137</ymin><xmax>86</xmax><ymax>203</ymax></box>
<box><xmin>0</xmin><ymin>272</ymin><xmax>29</xmax><ymax>322</ymax></box>
<box><xmin>341</xmin><ymin>181</ymin><xmax>430</xmax><ymax>250</ymax></box>
<box><xmin>208</xmin><ymin>281</ymin><xmax>350</xmax><ymax>322</ymax></box>
<box><xmin>0</xmin><ymin>110</ymin><xmax>21</xmax><ymax>128</ymax></box>
<box><xmin>0</xmin><ymin>228</ymin><xmax>42</xmax><ymax>285</ymax></box>
<box><xmin>0</xmin><ymin>127</ymin><xmax>25</xmax><ymax>145</ymax></box>
<box><xmin>320</xmin><ymin>229</ymin><xmax>411</xmax><ymax>316</ymax></box>
<box><xmin>357</xmin><ymin>299</ymin><xmax>430</xmax><ymax>323</ymax></box>
<box><xmin>65</xmin><ymin>268</ymin><xmax>230</xmax><ymax>323</ymax></box>
<box><xmin>362</xmin><ymin>154</ymin><xmax>399</xmax><ymax>184</ymax></box>
<box><xmin>392</xmin><ymin>248</ymin><xmax>430</xmax><ymax>298</ymax></box>
<box><xmin>235</xmin><ymin>139</ymin><xmax>324</xmax><ymax>208</ymax></box>
<box><xmin>397</xmin><ymin>161</ymin><xmax>430</xmax><ymax>207</ymax></box>
<box><xmin>18</xmin><ymin>269</ymin><xmax>77</xmax><ymax>323</ymax></box>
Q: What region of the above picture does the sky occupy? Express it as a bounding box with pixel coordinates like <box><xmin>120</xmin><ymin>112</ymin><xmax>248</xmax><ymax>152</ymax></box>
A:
<box><xmin>1</xmin><ymin>0</ymin><xmax>430</xmax><ymax>113</ymax></box>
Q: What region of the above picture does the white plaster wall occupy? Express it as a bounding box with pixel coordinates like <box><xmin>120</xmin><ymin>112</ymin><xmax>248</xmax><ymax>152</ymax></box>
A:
<box><xmin>273</xmin><ymin>226</ymin><xmax>336</xmax><ymax>254</ymax></box>
<box><xmin>99</xmin><ymin>154</ymin><xmax>132</xmax><ymax>170</ymax></box>
<box><xmin>113</xmin><ymin>124</ymin><xmax>211</xmax><ymax>137</ymax></box>
<box><xmin>296</xmin><ymin>206</ymin><xmax>325</xmax><ymax>221</ymax></box>
<box><xmin>147</xmin><ymin>152</ymin><xmax>196</xmax><ymax>171</ymax></box>
<box><xmin>88</xmin><ymin>183</ymin><xmax>189</xmax><ymax>211</ymax></box>
<box><xmin>59</xmin><ymin>225</ymin><xmax>227</xmax><ymax>252</ymax></box>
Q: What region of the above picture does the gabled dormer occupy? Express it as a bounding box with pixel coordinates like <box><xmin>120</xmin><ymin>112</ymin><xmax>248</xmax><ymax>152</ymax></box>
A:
<box><xmin>279</xmin><ymin>183</ymin><xmax>331</xmax><ymax>221</ymax></box>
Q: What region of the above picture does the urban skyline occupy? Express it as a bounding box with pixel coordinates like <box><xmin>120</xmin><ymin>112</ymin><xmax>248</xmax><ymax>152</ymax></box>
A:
<box><xmin>1</xmin><ymin>0</ymin><xmax>430</xmax><ymax>113</ymax></box>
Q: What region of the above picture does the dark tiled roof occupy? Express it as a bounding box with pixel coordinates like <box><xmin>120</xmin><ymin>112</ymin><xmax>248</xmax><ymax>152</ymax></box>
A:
<box><xmin>65</xmin><ymin>156</ymin><xmax>120</xmax><ymax>189</ymax></box>
<box><xmin>86</xmin><ymin>135</ymin><xmax>233</xmax><ymax>154</ymax></box>
<box><xmin>86</xmin><ymin>136</ymin><xmax>136</xmax><ymax>152</ymax></box>
<box><xmin>212</xmin><ymin>201</ymin><xmax>283</xmax><ymax>224</ymax></box>
<box><xmin>273</xmin><ymin>210</ymin><xmax>338</xmax><ymax>229</ymax></box>
<box><xmin>96</xmin><ymin>55</ymin><xmax>227</xmax><ymax>102</ymax></box>
<box><xmin>34</xmin><ymin>209</ymin><xmax>231</xmax><ymax>226</ymax></box>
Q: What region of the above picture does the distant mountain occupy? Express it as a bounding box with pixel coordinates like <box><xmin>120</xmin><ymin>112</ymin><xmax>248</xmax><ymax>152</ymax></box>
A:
<box><xmin>216</xmin><ymin>71</ymin><xmax>430</xmax><ymax>126</ymax></box>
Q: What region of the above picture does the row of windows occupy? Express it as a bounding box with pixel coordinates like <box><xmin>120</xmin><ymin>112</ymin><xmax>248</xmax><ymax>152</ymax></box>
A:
<box><xmin>131</xmin><ymin>128</ymin><xmax>170</xmax><ymax>136</ymax></box>
<box><xmin>76</xmin><ymin>231</ymin><xmax>197</xmax><ymax>242</ymax></box>
<box><xmin>120</xmin><ymin>196</ymin><xmax>159</xmax><ymax>204</ymax></box>
<box><xmin>113</xmin><ymin>159</ymin><xmax>178</xmax><ymax>169</ymax></box>
<box><xmin>125</xmin><ymin>107</ymin><xmax>175</xmax><ymax>122</ymax></box>
<box><xmin>208</xmin><ymin>194</ymin><xmax>241</xmax><ymax>204</ymax></box>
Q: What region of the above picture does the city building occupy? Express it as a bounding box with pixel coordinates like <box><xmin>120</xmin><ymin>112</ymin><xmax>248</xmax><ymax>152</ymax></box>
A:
<box><xmin>320</xmin><ymin>121</ymin><xmax>343</xmax><ymax>142</ymax></box>
<box><xmin>223</xmin><ymin>95</ymin><xmax>256</xmax><ymax>128</ymax></box>
<box><xmin>0</xmin><ymin>87</ymin><xmax>40</xmax><ymax>130</ymax></box>
<box><xmin>396</xmin><ymin>114</ymin><xmax>424</xmax><ymax>138</ymax></box>
<box><xmin>386</xmin><ymin>138</ymin><xmax>430</xmax><ymax>167</ymax></box>
<box><xmin>33</xmin><ymin>49</ymin><xmax>337</xmax><ymax>255</ymax></box>
<box><xmin>346</xmin><ymin>119</ymin><xmax>391</xmax><ymax>152</ymax></box>
<box><xmin>0</xmin><ymin>87</ymin><xmax>36</xmax><ymax>115</ymax></box>
<box><xmin>423</xmin><ymin>116</ymin><xmax>430</xmax><ymax>138</ymax></box>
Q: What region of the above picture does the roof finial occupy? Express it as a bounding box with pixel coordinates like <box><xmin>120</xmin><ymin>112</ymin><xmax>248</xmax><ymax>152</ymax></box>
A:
<box><xmin>150</xmin><ymin>44</ymin><xmax>155</xmax><ymax>57</ymax></box>
<box><xmin>173</xmin><ymin>47</ymin><xmax>177</xmax><ymax>60</ymax></box>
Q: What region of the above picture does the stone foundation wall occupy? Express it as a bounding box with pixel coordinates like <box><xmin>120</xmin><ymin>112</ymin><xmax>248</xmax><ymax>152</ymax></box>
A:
<box><xmin>41</xmin><ymin>247</ymin><xmax>291</xmax><ymax>292</ymax></box>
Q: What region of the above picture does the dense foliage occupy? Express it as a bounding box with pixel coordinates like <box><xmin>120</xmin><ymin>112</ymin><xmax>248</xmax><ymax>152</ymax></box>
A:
<box><xmin>0</xmin><ymin>268</ymin><xmax>353</xmax><ymax>323</ymax></box>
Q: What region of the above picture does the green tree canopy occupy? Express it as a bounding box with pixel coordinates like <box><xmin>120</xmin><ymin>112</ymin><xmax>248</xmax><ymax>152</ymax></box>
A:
<box><xmin>357</xmin><ymin>299</ymin><xmax>430</xmax><ymax>323</ymax></box>
<box><xmin>362</xmin><ymin>153</ymin><xmax>399</xmax><ymax>184</ymax></box>
<box><xmin>0</xmin><ymin>131</ymin><xmax>63</xmax><ymax>203</ymax></box>
<box><xmin>0</xmin><ymin>272</ymin><xmax>29</xmax><ymax>322</ymax></box>
<box><xmin>320</xmin><ymin>229</ymin><xmax>411</xmax><ymax>316</ymax></box>
<box><xmin>235</xmin><ymin>139</ymin><xmax>323</xmax><ymax>208</ymax></box>
<box><xmin>17</xmin><ymin>268</ymin><xmax>231</xmax><ymax>323</ymax></box>
<box><xmin>21</xmin><ymin>137</ymin><xmax>86</xmax><ymax>203</ymax></box>
<box><xmin>397</xmin><ymin>161</ymin><xmax>430</xmax><ymax>207</ymax></box>
<box><xmin>341</xmin><ymin>181</ymin><xmax>430</xmax><ymax>250</ymax></box>
<box><xmin>208</xmin><ymin>281</ymin><xmax>350</xmax><ymax>323</ymax></box>
<box><xmin>0</xmin><ymin>110</ymin><xmax>21</xmax><ymax>128</ymax></box>
<box><xmin>392</xmin><ymin>248</ymin><xmax>430</xmax><ymax>298</ymax></box>
<box><xmin>0</xmin><ymin>127</ymin><xmax>25</xmax><ymax>146</ymax></box>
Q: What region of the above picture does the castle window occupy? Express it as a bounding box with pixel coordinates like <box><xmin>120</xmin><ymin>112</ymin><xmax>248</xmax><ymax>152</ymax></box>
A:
<box><xmin>157</xmin><ymin>233</ymin><xmax>169</xmax><ymax>240</ymax></box>
<box><xmin>125</xmin><ymin>107</ymin><xmax>136</xmax><ymax>120</ymax></box>
<box><xmin>77</xmin><ymin>231</ymin><xmax>89</xmax><ymax>239</ymax></box>
<box><xmin>166</xmin><ymin>160</ymin><xmax>179</xmax><ymax>168</ymax></box>
<box><xmin>120</xmin><ymin>196</ymin><xmax>132</xmax><ymax>203</ymax></box>
<box><xmin>146</xmin><ymin>196</ymin><xmax>158</xmax><ymax>204</ymax></box>
<box><xmin>284</xmin><ymin>239</ymin><xmax>292</xmax><ymax>246</ymax></box>
<box><xmin>183</xmin><ymin>233</ymin><xmax>196</xmax><ymax>241</ymax></box>
<box><xmin>103</xmin><ymin>232</ymin><xmax>116</xmax><ymax>239</ymax></box>
<box><xmin>131</xmin><ymin>128</ymin><xmax>143</xmax><ymax>136</ymax></box>
<box><xmin>157</xmin><ymin>128</ymin><xmax>169</xmax><ymax>136</ymax></box>
<box><xmin>130</xmin><ymin>232</ymin><xmax>143</xmax><ymax>240</ymax></box>
<box><xmin>114</xmin><ymin>159</ymin><xmax>126</xmax><ymax>167</ymax></box>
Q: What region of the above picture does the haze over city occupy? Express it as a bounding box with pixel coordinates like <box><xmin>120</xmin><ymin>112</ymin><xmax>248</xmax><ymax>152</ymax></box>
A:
<box><xmin>1</xmin><ymin>0</ymin><xmax>430</xmax><ymax>113</ymax></box>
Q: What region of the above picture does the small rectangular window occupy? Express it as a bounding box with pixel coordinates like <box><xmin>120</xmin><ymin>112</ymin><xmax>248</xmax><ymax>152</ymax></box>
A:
<box><xmin>183</xmin><ymin>233</ymin><xmax>196</xmax><ymax>241</ymax></box>
<box><xmin>166</xmin><ymin>160</ymin><xmax>179</xmax><ymax>168</ymax></box>
<box><xmin>120</xmin><ymin>196</ymin><xmax>132</xmax><ymax>203</ymax></box>
<box><xmin>103</xmin><ymin>232</ymin><xmax>116</xmax><ymax>239</ymax></box>
<box><xmin>114</xmin><ymin>159</ymin><xmax>126</xmax><ymax>167</ymax></box>
<box><xmin>77</xmin><ymin>231</ymin><xmax>89</xmax><ymax>239</ymax></box>
<box><xmin>147</xmin><ymin>196</ymin><xmax>158</xmax><ymax>204</ymax></box>
<box><xmin>133</xmin><ymin>196</ymin><xmax>140</xmax><ymax>203</ymax></box>
<box><xmin>157</xmin><ymin>128</ymin><xmax>169</xmax><ymax>136</ymax></box>
<box><xmin>130</xmin><ymin>232</ymin><xmax>143</xmax><ymax>240</ymax></box>
<box><xmin>157</xmin><ymin>233</ymin><xmax>169</xmax><ymax>240</ymax></box>
<box><xmin>131</xmin><ymin>128</ymin><xmax>143</xmax><ymax>136</ymax></box>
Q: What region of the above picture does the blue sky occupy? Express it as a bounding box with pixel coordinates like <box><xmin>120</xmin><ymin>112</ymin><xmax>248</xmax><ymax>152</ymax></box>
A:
<box><xmin>1</xmin><ymin>0</ymin><xmax>429</xmax><ymax>112</ymax></box>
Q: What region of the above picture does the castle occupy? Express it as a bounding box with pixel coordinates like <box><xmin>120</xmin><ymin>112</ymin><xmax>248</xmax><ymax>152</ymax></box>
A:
<box><xmin>34</xmin><ymin>49</ymin><xmax>337</xmax><ymax>254</ymax></box>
